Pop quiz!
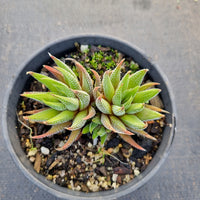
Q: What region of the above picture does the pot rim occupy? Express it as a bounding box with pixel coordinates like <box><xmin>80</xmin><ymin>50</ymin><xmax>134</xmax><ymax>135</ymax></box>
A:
<box><xmin>2</xmin><ymin>34</ymin><xmax>176</xmax><ymax>200</ymax></box>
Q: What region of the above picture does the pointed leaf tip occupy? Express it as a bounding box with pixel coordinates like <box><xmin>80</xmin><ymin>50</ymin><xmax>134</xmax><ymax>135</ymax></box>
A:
<box><xmin>48</xmin><ymin>52</ymin><xmax>53</xmax><ymax>58</ymax></box>
<box><xmin>26</xmin><ymin>71</ymin><xmax>33</xmax><ymax>75</ymax></box>
<box><xmin>56</xmin><ymin>129</ymin><xmax>82</xmax><ymax>151</ymax></box>
<box><xmin>23</xmin><ymin>116</ymin><xmax>29</xmax><ymax>120</ymax></box>
<box><xmin>119</xmin><ymin>134</ymin><xmax>146</xmax><ymax>151</ymax></box>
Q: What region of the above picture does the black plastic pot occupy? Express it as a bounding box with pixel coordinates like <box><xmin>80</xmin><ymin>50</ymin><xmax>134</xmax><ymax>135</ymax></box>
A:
<box><xmin>2</xmin><ymin>35</ymin><xmax>176</xmax><ymax>200</ymax></box>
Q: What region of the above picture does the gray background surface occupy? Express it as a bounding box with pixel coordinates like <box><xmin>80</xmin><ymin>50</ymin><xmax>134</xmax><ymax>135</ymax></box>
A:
<box><xmin>0</xmin><ymin>0</ymin><xmax>200</xmax><ymax>199</ymax></box>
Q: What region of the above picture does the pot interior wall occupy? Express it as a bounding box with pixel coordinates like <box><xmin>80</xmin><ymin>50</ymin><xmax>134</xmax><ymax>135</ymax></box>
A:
<box><xmin>5</xmin><ymin>35</ymin><xmax>175</xmax><ymax>200</ymax></box>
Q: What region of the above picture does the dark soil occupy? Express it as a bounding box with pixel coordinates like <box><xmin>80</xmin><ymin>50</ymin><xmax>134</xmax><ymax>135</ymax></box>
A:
<box><xmin>17</xmin><ymin>44</ymin><xmax>166</xmax><ymax>192</ymax></box>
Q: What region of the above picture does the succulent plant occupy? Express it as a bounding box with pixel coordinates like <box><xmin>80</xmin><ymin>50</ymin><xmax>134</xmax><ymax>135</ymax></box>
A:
<box><xmin>21</xmin><ymin>52</ymin><xmax>168</xmax><ymax>151</ymax></box>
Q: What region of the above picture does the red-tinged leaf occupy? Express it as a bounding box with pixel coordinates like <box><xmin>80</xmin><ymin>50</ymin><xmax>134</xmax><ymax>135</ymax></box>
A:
<box><xmin>24</xmin><ymin>108</ymin><xmax>60</xmax><ymax>122</ymax></box>
<box><xmin>75</xmin><ymin>132</ymin><xmax>82</xmax><ymax>141</ymax></box>
<box><xmin>145</xmin><ymin>104</ymin><xmax>169</xmax><ymax>114</ymax></box>
<box><xmin>110</xmin><ymin>59</ymin><xmax>125</xmax><ymax>88</ymax></box>
<box><xmin>48</xmin><ymin>53</ymin><xmax>77</xmax><ymax>78</ymax></box>
<box><xmin>56</xmin><ymin>129</ymin><xmax>82</xmax><ymax>151</ymax></box>
<box><xmin>91</xmin><ymin>69</ymin><xmax>101</xmax><ymax>87</ymax></box>
<box><xmin>66</xmin><ymin>58</ymin><xmax>93</xmax><ymax>96</ymax></box>
<box><xmin>101</xmin><ymin>114</ymin><xmax>117</xmax><ymax>132</ymax></box>
<box><xmin>110</xmin><ymin>115</ymin><xmax>134</xmax><ymax>135</ymax></box>
<box><xmin>96</xmin><ymin>95</ymin><xmax>112</xmax><ymax>114</ymax></box>
<box><xmin>127</xmin><ymin>127</ymin><xmax>157</xmax><ymax>141</ymax></box>
<box><xmin>93</xmin><ymin>86</ymin><xmax>101</xmax><ymax>99</ymax></box>
<box><xmin>32</xmin><ymin>122</ymin><xmax>71</xmax><ymax>139</ymax></box>
<box><xmin>44</xmin><ymin>110</ymin><xmax>76</xmax><ymax>125</ymax></box>
<box><xmin>66</xmin><ymin>109</ymin><xmax>87</xmax><ymax>131</ymax></box>
<box><xmin>73</xmin><ymin>89</ymin><xmax>90</xmax><ymax>110</ymax></box>
<box><xmin>51</xmin><ymin>94</ymin><xmax>79</xmax><ymax>111</ymax></box>
<box><xmin>83</xmin><ymin>106</ymin><xmax>96</xmax><ymax>120</ymax></box>
<box><xmin>139</xmin><ymin>82</ymin><xmax>160</xmax><ymax>91</ymax></box>
<box><xmin>119</xmin><ymin>134</ymin><xmax>146</xmax><ymax>151</ymax></box>
<box><xmin>43</xmin><ymin>65</ymin><xmax>65</xmax><ymax>83</ymax></box>
<box><xmin>24</xmin><ymin>108</ymin><xmax>47</xmax><ymax>114</ymax></box>
<box><xmin>21</xmin><ymin>92</ymin><xmax>67</xmax><ymax>111</ymax></box>
<box><xmin>26</xmin><ymin>72</ymin><xmax>75</xmax><ymax>97</ymax></box>
<box><xmin>136</xmin><ymin>107</ymin><xmax>165</xmax><ymax>121</ymax></box>
<box><xmin>55</xmin><ymin>67</ymin><xmax>81</xmax><ymax>90</ymax></box>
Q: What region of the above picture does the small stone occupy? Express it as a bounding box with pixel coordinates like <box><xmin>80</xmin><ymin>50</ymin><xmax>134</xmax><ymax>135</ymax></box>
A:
<box><xmin>97</xmin><ymin>176</ymin><xmax>105</xmax><ymax>182</ymax></box>
<box><xmin>27</xmin><ymin>148</ymin><xmax>37</xmax><ymax>157</ymax></box>
<box><xmin>92</xmin><ymin>164</ymin><xmax>97</xmax><ymax>169</ymax></box>
<box><xmin>87</xmin><ymin>180</ymin><xmax>99</xmax><ymax>192</ymax></box>
<box><xmin>87</xmin><ymin>151</ymin><xmax>93</xmax><ymax>157</ymax></box>
<box><xmin>101</xmin><ymin>181</ymin><xmax>108</xmax><ymax>189</ymax></box>
<box><xmin>112</xmin><ymin>182</ymin><xmax>119</xmax><ymax>189</ymax></box>
<box><xmin>29</xmin><ymin>156</ymin><xmax>35</xmax><ymax>163</ymax></box>
<box><xmin>134</xmin><ymin>168</ymin><xmax>140</xmax><ymax>176</ymax></box>
<box><xmin>88</xmin><ymin>142</ymin><xmax>93</xmax><ymax>148</ymax></box>
<box><xmin>58</xmin><ymin>170</ymin><xmax>65</xmax><ymax>177</ymax></box>
<box><xmin>87</xmin><ymin>180</ymin><xmax>91</xmax><ymax>187</ymax></box>
<box><xmin>25</xmin><ymin>139</ymin><xmax>31</xmax><ymax>148</ymax></box>
<box><xmin>118</xmin><ymin>143</ymin><xmax>122</xmax><ymax>148</ymax></box>
<box><xmin>160</xmin><ymin>120</ymin><xmax>165</xmax><ymax>127</ymax></box>
<box><xmin>112</xmin><ymin>174</ymin><xmax>118</xmax><ymax>182</ymax></box>
<box><xmin>46</xmin><ymin>175</ymin><xmax>53</xmax><ymax>181</ymax></box>
<box><xmin>124</xmin><ymin>174</ymin><xmax>130</xmax><ymax>183</ymax></box>
<box><xmin>41</xmin><ymin>146</ymin><xmax>50</xmax><ymax>155</ymax></box>
<box><xmin>107</xmin><ymin>148</ymin><xmax>113</xmax><ymax>154</ymax></box>
<box><xmin>81</xmin><ymin>184</ymin><xmax>89</xmax><ymax>193</ymax></box>
<box><xmin>75</xmin><ymin>185</ymin><xmax>81</xmax><ymax>191</ymax></box>
<box><xmin>70</xmin><ymin>180</ymin><xmax>75</xmax><ymax>190</ymax></box>
<box><xmin>113</xmin><ymin>146</ymin><xmax>120</xmax><ymax>153</ymax></box>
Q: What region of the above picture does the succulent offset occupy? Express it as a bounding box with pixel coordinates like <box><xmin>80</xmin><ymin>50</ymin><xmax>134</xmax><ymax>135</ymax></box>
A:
<box><xmin>21</xmin><ymin>53</ymin><xmax>168</xmax><ymax>151</ymax></box>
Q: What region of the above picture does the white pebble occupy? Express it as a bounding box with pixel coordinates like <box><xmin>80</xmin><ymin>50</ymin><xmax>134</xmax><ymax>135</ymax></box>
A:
<box><xmin>134</xmin><ymin>168</ymin><xmax>140</xmax><ymax>176</ymax></box>
<box><xmin>80</xmin><ymin>45</ymin><xmax>89</xmax><ymax>53</ymax></box>
<box><xmin>40</xmin><ymin>146</ymin><xmax>50</xmax><ymax>155</ymax></box>
<box><xmin>92</xmin><ymin>164</ymin><xmax>97</xmax><ymax>169</ymax></box>
<box><xmin>29</xmin><ymin>156</ymin><xmax>35</xmax><ymax>163</ymax></box>
<box><xmin>75</xmin><ymin>185</ymin><xmax>81</xmax><ymax>191</ymax></box>
<box><xmin>112</xmin><ymin>174</ymin><xmax>118</xmax><ymax>182</ymax></box>
<box><xmin>112</xmin><ymin>182</ymin><xmax>119</xmax><ymax>189</ymax></box>
<box><xmin>27</xmin><ymin>148</ymin><xmax>37</xmax><ymax>157</ymax></box>
<box><xmin>88</xmin><ymin>142</ymin><xmax>93</xmax><ymax>148</ymax></box>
